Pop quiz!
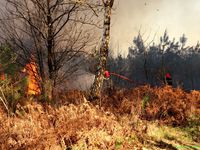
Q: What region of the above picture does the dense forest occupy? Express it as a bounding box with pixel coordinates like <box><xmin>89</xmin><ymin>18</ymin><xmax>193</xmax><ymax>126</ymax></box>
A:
<box><xmin>108</xmin><ymin>31</ymin><xmax>200</xmax><ymax>90</ymax></box>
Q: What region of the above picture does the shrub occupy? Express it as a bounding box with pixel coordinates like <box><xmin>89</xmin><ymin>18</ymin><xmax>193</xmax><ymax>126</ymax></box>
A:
<box><xmin>0</xmin><ymin>43</ymin><xmax>27</xmax><ymax>113</ymax></box>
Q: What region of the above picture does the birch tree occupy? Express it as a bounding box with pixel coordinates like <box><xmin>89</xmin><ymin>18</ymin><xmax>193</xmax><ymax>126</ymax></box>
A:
<box><xmin>90</xmin><ymin>0</ymin><xmax>114</xmax><ymax>100</ymax></box>
<box><xmin>0</xmin><ymin>0</ymin><xmax>102</xmax><ymax>99</ymax></box>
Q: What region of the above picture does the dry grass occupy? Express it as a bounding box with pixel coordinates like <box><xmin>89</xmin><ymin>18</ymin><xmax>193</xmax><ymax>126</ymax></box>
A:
<box><xmin>0</xmin><ymin>101</ymin><xmax>140</xmax><ymax>149</ymax></box>
<box><xmin>101</xmin><ymin>85</ymin><xmax>200</xmax><ymax>126</ymax></box>
<box><xmin>0</xmin><ymin>86</ymin><xmax>199</xmax><ymax>149</ymax></box>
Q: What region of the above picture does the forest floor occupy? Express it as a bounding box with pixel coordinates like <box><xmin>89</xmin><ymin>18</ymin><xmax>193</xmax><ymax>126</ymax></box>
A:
<box><xmin>0</xmin><ymin>85</ymin><xmax>199</xmax><ymax>150</ymax></box>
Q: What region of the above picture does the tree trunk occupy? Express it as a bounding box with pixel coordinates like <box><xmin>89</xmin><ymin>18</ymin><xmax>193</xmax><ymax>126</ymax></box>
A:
<box><xmin>144</xmin><ymin>51</ymin><xmax>148</xmax><ymax>82</ymax></box>
<box><xmin>46</xmin><ymin>0</ymin><xmax>54</xmax><ymax>100</ymax></box>
<box><xmin>90</xmin><ymin>0</ymin><xmax>114</xmax><ymax>100</ymax></box>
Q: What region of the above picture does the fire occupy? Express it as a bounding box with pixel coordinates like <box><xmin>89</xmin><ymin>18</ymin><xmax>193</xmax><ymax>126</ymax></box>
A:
<box><xmin>0</xmin><ymin>73</ymin><xmax>5</xmax><ymax>80</ymax></box>
<box><xmin>23</xmin><ymin>61</ymin><xmax>41</xmax><ymax>95</ymax></box>
<box><xmin>0</xmin><ymin>64</ymin><xmax>5</xmax><ymax>80</ymax></box>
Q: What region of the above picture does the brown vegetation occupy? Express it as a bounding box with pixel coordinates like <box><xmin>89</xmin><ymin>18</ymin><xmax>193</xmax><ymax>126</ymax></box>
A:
<box><xmin>102</xmin><ymin>85</ymin><xmax>200</xmax><ymax>126</ymax></box>
<box><xmin>0</xmin><ymin>86</ymin><xmax>199</xmax><ymax>149</ymax></box>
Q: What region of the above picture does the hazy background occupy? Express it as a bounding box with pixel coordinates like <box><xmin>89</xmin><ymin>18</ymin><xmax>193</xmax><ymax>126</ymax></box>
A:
<box><xmin>1</xmin><ymin>0</ymin><xmax>200</xmax><ymax>90</ymax></box>
<box><xmin>111</xmin><ymin>0</ymin><xmax>200</xmax><ymax>56</ymax></box>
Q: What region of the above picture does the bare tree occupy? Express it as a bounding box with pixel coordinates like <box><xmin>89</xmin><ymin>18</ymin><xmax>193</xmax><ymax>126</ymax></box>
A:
<box><xmin>90</xmin><ymin>0</ymin><xmax>114</xmax><ymax>100</ymax></box>
<box><xmin>0</xmin><ymin>0</ymin><xmax>102</xmax><ymax>99</ymax></box>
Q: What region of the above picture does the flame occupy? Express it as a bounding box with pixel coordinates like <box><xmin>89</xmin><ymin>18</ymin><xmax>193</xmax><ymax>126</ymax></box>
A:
<box><xmin>23</xmin><ymin>61</ymin><xmax>41</xmax><ymax>95</ymax></box>
<box><xmin>0</xmin><ymin>64</ymin><xmax>5</xmax><ymax>80</ymax></box>
<box><xmin>1</xmin><ymin>73</ymin><xmax>5</xmax><ymax>80</ymax></box>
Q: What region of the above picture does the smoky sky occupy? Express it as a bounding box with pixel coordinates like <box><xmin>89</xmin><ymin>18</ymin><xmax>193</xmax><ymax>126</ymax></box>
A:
<box><xmin>1</xmin><ymin>0</ymin><xmax>200</xmax><ymax>56</ymax></box>
<box><xmin>111</xmin><ymin>0</ymin><xmax>200</xmax><ymax>56</ymax></box>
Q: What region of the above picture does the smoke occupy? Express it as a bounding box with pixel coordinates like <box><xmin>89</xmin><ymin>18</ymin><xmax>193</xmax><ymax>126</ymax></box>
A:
<box><xmin>111</xmin><ymin>0</ymin><xmax>200</xmax><ymax>55</ymax></box>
